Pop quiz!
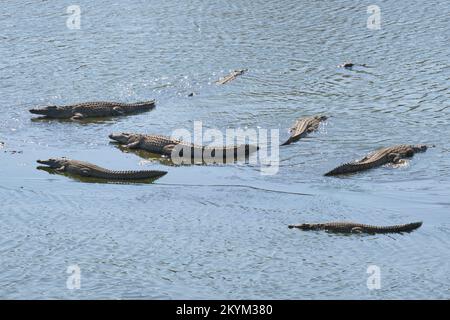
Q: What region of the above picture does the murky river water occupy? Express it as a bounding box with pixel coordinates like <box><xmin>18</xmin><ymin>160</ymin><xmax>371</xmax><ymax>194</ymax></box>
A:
<box><xmin>0</xmin><ymin>0</ymin><xmax>449</xmax><ymax>299</ymax></box>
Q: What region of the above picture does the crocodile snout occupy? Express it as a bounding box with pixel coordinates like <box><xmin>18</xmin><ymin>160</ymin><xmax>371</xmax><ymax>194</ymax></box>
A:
<box><xmin>29</xmin><ymin>108</ymin><xmax>47</xmax><ymax>115</ymax></box>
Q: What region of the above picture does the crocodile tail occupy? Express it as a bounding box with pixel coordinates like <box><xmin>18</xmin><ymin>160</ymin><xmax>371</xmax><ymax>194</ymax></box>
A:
<box><xmin>107</xmin><ymin>170</ymin><xmax>167</xmax><ymax>180</ymax></box>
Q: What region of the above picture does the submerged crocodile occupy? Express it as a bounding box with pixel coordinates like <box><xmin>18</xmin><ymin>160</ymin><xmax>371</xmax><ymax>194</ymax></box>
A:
<box><xmin>37</xmin><ymin>158</ymin><xmax>167</xmax><ymax>180</ymax></box>
<box><xmin>281</xmin><ymin>115</ymin><xmax>327</xmax><ymax>146</ymax></box>
<box><xmin>29</xmin><ymin>100</ymin><xmax>155</xmax><ymax>120</ymax></box>
<box><xmin>288</xmin><ymin>221</ymin><xmax>423</xmax><ymax>234</ymax></box>
<box><xmin>325</xmin><ymin>144</ymin><xmax>430</xmax><ymax>176</ymax></box>
<box><xmin>109</xmin><ymin>132</ymin><xmax>258</xmax><ymax>162</ymax></box>
<box><xmin>216</xmin><ymin>69</ymin><xmax>247</xmax><ymax>85</ymax></box>
<box><xmin>338</xmin><ymin>62</ymin><xmax>354</xmax><ymax>69</ymax></box>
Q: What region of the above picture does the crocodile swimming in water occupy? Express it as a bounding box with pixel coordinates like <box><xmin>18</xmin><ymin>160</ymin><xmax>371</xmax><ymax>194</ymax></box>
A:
<box><xmin>324</xmin><ymin>144</ymin><xmax>430</xmax><ymax>176</ymax></box>
<box><xmin>281</xmin><ymin>115</ymin><xmax>327</xmax><ymax>146</ymax></box>
<box><xmin>216</xmin><ymin>69</ymin><xmax>247</xmax><ymax>85</ymax></box>
<box><xmin>109</xmin><ymin>132</ymin><xmax>258</xmax><ymax>163</ymax></box>
<box><xmin>337</xmin><ymin>62</ymin><xmax>367</xmax><ymax>69</ymax></box>
<box><xmin>288</xmin><ymin>221</ymin><xmax>423</xmax><ymax>234</ymax></box>
<box><xmin>29</xmin><ymin>100</ymin><xmax>155</xmax><ymax>120</ymax></box>
<box><xmin>37</xmin><ymin>158</ymin><xmax>167</xmax><ymax>180</ymax></box>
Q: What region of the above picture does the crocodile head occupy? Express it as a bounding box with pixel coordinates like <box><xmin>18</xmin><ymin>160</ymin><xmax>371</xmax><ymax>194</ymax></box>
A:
<box><xmin>37</xmin><ymin>158</ymin><xmax>68</xmax><ymax>168</ymax></box>
<box><xmin>29</xmin><ymin>106</ymin><xmax>72</xmax><ymax>118</ymax></box>
<box><xmin>109</xmin><ymin>132</ymin><xmax>141</xmax><ymax>144</ymax></box>
<box><xmin>235</xmin><ymin>69</ymin><xmax>247</xmax><ymax>74</ymax></box>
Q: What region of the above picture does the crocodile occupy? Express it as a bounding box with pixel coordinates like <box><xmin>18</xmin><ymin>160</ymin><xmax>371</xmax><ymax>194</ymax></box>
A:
<box><xmin>281</xmin><ymin>115</ymin><xmax>327</xmax><ymax>146</ymax></box>
<box><xmin>325</xmin><ymin>144</ymin><xmax>430</xmax><ymax>176</ymax></box>
<box><xmin>216</xmin><ymin>69</ymin><xmax>247</xmax><ymax>85</ymax></box>
<box><xmin>288</xmin><ymin>221</ymin><xmax>422</xmax><ymax>234</ymax></box>
<box><xmin>37</xmin><ymin>158</ymin><xmax>167</xmax><ymax>180</ymax></box>
<box><xmin>338</xmin><ymin>62</ymin><xmax>367</xmax><ymax>69</ymax></box>
<box><xmin>29</xmin><ymin>100</ymin><xmax>155</xmax><ymax>120</ymax></box>
<box><xmin>109</xmin><ymin>132</ymin><xmax>258</xmax><ymax>162</ymax></box>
